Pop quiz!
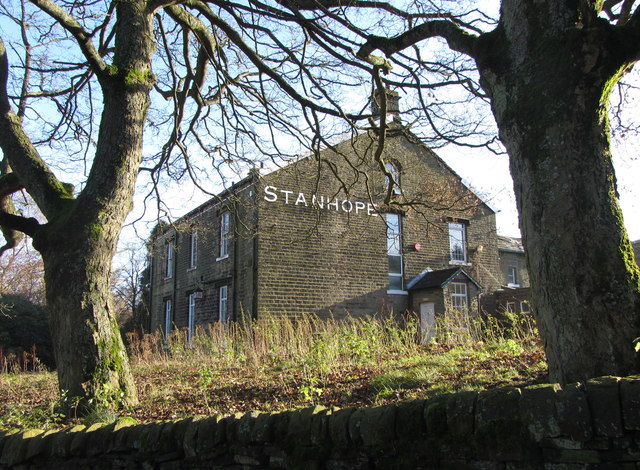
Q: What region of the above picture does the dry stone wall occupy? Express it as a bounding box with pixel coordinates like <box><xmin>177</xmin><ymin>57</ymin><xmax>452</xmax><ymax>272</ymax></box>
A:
<box><xmin>2</xmin><ymin>376</ymin><xmax>640</xmax><ymax>469</ymax></box>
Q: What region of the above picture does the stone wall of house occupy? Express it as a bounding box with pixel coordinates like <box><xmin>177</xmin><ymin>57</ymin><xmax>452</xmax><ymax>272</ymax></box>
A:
<box><xmin>499</xmin><ymin>250</ymin><xmax>530</xmax><ymax>288</ymax></box>
<box><xmin>149</xmin><ymin>179</ymin><xmax>258</xmax><ymax>332</ymax></box>
<box><xmin>255</xmin><ymin>130</ymin><xmax>502</xmax><ymax>319</ymax></box>
<box><xmin>481</xmin><ymin>287</ymin><xmax>532</xmax><ymax>319</ymax></box>
<box><xmin>2</xmin><ymin>376</ymin><xmax>640</xmax><ymax>469</ymax></box>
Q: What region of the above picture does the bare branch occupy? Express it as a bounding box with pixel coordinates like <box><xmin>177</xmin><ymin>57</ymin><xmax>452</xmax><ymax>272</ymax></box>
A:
<box><xmin>0</xmin><ymin>38</ymin><xmax>74</xmax><ymax>218</ymax></box>
<box><xmin>357</xmin><ymin>20</ymin><xmax>479</xmax><ymax>62</ymax></box>
<box><xmin>29</xmin><ymin>0</ymin><xmax>108</xmax><ymax>77</ymax></box>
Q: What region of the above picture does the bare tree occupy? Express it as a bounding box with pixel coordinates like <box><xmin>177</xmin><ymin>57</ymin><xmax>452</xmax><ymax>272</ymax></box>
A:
<box><xmin>0</xmin><ymin>239</ymin><xmax>45</xmax><ymax>305</ymax></box>
<box><xmin>354</xmin><ymin>0</ymin><xmax>640</xmax><ymax>383</ymax></box>
<box><xmin>111</xmin><ymin>243</ymin><xmax>149</xmax><ymax>334</ymax></box>
<box><xmin>0</xmin><ymin>0</ymin><xmax>477</xmax><ymax>412</ymax></box>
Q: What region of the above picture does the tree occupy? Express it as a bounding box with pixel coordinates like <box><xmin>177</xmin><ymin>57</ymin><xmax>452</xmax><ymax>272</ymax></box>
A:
<box><xmin>355</xmin><ymin>0</ymin><xmax>640</xmax><ymax>383</ymax></box>
<box><xmin>1</xmin><ymin>0</ymin><xmax>445</xmax><ymax>411</ymax></box>
<box><xmin>112</xmin><ymin>243</ymin><xmax>150</xmax><ymax>335</ymax></box>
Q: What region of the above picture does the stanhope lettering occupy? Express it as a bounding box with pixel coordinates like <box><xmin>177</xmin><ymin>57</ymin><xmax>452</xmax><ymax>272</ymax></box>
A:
<box><xmin>263</xmin><ymin>185</ymin><xmax>377</xmax><ymax>216</ymax></box>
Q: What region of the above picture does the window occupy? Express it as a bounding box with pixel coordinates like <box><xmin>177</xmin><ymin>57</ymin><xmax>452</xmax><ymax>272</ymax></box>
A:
<box><xmin>386</xmin><ymin>213</ymin><xmax>403</xmax><ymax>292</ymax></box>
<box><xmin>163</xmin><ymin>299</ymin><xmax>172</xmax><ymax>338</ymax></box>
<box><xmin>189</xmin><ymin>230</ymin><xmax>198</xmax><ymax>269</ymax></box>
<box><xmin>507</xmin><ymin>266</ymin><xmax>518</xmax><ymax>286</ymax></box>
<box><xmin>449</xmin><ymin>222</ymin><xmax>467</xmax><ymax>263</ymax></box>
<box><xmin>385</xmin><ymin>162</ymin><xmax>401</xmax><ymax>195</ymax></box>
<box><xmin>520</xmin><ymin>301</ymin><xmax>531</xmax><ymax>314</ymax></box>
<box><xmin>219</xmin><ymin>212</ymin><xmax>230</xmax><ymax>259</ymax></box>
<box><xmin>188</xmin><ymin>293</ymin><xmax>196</xmax><ymax>343</ymax></box>
<box><xmin>506</xmin><ymin>301</ymin><xmax>515</xmax><ymax>313</ymax></box>
<box><xmin>219</xmin><ymin>286</ymin><xmax>228</xmax><ymax>322</ymax></box>
<box><xmin>450</xmin><ymin>282</ymin><xmax>468</xmax><ymax>313</ymax></box>
<box><xmin>164</xmin><ymin>242</ymin><xmax>174</xmax><ymax>278</ymax></box>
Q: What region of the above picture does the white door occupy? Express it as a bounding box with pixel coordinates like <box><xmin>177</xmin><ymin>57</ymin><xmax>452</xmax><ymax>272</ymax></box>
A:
<box><xmin>420</xmin><ymin>302</ymin><xmax>435</xmax><ymax>345</ymax></box>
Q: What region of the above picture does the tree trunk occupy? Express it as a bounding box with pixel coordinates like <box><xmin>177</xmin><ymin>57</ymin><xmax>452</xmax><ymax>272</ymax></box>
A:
<box><xmin>476</xmin><ymin>3</ymin><xmax>640</xmax><ymax>384</ymax></box>
<box><xmin>28</xmin><ymin>0</ymin><xmax>156</xmax><ymax>412</ymax></box>
<box><xmin>40</xmin><ymin>230</ymin><xmax>137</xmax><ymax>412</ymax></box>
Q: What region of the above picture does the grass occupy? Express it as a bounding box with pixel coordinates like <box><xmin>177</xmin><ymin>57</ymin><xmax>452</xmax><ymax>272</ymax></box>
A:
<box><xmin>0</xmin><ymin>311</ymin><xmax>546</xmax><ymax>430</ymax></box>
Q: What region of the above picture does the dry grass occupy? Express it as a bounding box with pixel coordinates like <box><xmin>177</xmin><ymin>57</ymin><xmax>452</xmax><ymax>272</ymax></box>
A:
<box><xmin>0</xmin><ymin>311</ymin><xmax>546</xmax><ymax>430</ymax></box>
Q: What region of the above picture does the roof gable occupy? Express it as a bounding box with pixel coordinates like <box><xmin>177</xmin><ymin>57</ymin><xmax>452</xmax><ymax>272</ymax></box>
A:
<box><xmin>407</xmin><ymin>267</ymin><xmax>483</xmax><ymax>291</ymax></box>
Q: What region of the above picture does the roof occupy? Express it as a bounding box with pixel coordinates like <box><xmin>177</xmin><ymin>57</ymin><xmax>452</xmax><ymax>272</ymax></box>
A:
<box><xmin>498</xmin><ymin>235</ymin><xmax>524</xmax><ymax>253</ymax></box>
<box><xmin>407</xmin><ymin>267</ymin><xmax>482</xmax><ymax>291</ymax></box>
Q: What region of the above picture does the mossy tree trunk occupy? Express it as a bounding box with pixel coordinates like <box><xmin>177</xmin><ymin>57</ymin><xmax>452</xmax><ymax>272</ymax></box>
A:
<box><xmin>0</xmin><ymin>0</ymin><xmax>157</xmax><ymax>411</ymax></box>
<box><xmin>474</xmin><ymin>2</ymin><xmax>640</xmax><ymax>383</ymax></box>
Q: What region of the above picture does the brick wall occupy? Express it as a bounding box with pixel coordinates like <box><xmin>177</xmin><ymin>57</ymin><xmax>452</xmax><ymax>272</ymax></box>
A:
<box><xmin>255</xmin><ymin>129</ymin><xmax>502</xmax><ymax>319</ymax></box>
<box><xmin>149</xmin><ymin>128</ymin><xmax>504</xmax><ymax>325</ymax></box>
<box><xmin>3</xmin><ymin>376</ymin><xmax>640</xmax><ymax>469</ymax></box>
<box><xmin>149</xmin><ymin>180</ymin><xmax>258</xmax><ymax>332</ymax></box>
<box><xmin>500</xmin><ymin>250</ymin><xmax>530</xmax><ymax>288</ymax></box>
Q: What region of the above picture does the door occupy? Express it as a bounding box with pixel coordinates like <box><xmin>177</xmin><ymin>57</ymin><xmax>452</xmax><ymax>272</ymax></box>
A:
<box><xmin>420</xmin><ymin>302</ymin><xmax>435</xmax><ymax>345</ymax></box>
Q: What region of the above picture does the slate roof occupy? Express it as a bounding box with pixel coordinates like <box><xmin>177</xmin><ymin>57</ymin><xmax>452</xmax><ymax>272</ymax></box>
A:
<box><xmin>407</xmin><ymin>267</ymin><xmax>482</xmax><ymax>291</ymax></box>
<box><xmin>498</xmin><ymin>235</ymin><xmax>524</xmax><ymax>253</ymax></box>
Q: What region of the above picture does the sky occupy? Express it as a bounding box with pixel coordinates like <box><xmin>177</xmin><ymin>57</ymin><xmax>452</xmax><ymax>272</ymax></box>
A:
<box><xmin>439</xmin><ymin>142</ymin><xmax>640</xmax><ymax>241</ymax></box>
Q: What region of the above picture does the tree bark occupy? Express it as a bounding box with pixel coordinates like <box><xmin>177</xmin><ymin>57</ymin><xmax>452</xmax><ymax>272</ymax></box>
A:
<box><xmin>475</xmin><ymin>1</ymin><xmax>640</xmax><ymax>383</ymax></box>
<box><xmin>0</xmin><ymin>0</ymin><xmax>157</xmax><ymax>412</ymax></box>
<box><xmin>39</xmin><ymin>232</ymin><xmax>137</xmax><ymax>411</ymax></box>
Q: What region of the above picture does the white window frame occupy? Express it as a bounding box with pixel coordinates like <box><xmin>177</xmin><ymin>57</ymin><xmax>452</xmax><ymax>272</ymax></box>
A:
<box><xmin>506</xmin><ymin>301</ymin><xmax>516</xmax><ymax>313</ymax></box>
<box><xmin>219</xmin><ymin>286</ymin><xmax>228</xmax><ymax>322</ymax></box>
<box><xmin>218</xmin><ymin>212</ymin><xmax>230</xmax><ymax>260</ymax></box>
<box><xmin>386</xmin><ymin>213</ymin><xmax>405</xmax><ymax>293</ymax></box>
<box><xmin>448</xmin><ymin>222</ymin><xmax>467</xmax><ymax>264</ymax></box>
<box><xmin>163</xmin><ymin>299</ymin><xmax>172</xmax><ymax>338</ymax></box>
<box><xmin>188</xmin><ymin>293</ymin><xmax>196</xmax><ymax>343</ymax></box>
<box><xmin>507</xmin><ymin>266</ymin><xmax>518</xmax><ymax>286</ymax></box>
<box><xmin>450</xmin><ymin>282</ymin><xmax>468</xmax><ymax>314</ymax></box>
<box><xmin>165</xmin><ymin>242</ymin><xmax>174</xmax><ymax>278</ymax></box>
<box><xmin>520</xmin><ymin>300</ymin><xmax>531</xmax><ymax>314</ymax></box>
<box><xmin>189</xmin><ymin>230</ymin><xmax>198</xmax><ymax>269</ymax></box>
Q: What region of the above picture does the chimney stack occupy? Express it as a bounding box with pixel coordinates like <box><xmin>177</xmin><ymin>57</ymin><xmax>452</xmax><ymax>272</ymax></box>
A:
<box><xmin>371</xmin><ymin>87</ymin><xmax>401</xmax><ymax>124</ymax></box>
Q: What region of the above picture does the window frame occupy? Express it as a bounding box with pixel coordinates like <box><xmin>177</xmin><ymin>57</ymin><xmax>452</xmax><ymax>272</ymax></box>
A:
<box><xmin>520</xmin><ymin>300</ymin><xmax>531</xmax><ymax>314</ymax></box>
<box><xmin>507</xmin><ymin>266</ymin><xmax>518</xmax><ymax>286</ymax></box>
<box><xmin>449</xmin><ymin>282</ymin><xmax>468</xmax><ymax>314</ymax></box>
<box><xmin>219</xmin><ymin>285</ymin><xmax>228</xmax><ymax>322</ymax></box>
<box><xmin>448</xmin><ymin>222</ymin><xmax>467</xmax><ymax>264</ymax></box>
<box><xmin>164</xmin><ymin>241</ymin><xmax>174</xmax><ymax>278</ymax></box>
<box><xmin>386</xmin><ymin>213</ymin><xmax>405</xmax><ymax>293</ymax></box>
<box><xmin>384</xmin><ymin>161</ymin><xmax>401</xmax><ymax>195</ymax></box>
<box><xmin>163</xmin><ymin>299</ymin><xmax>172</xmax><ymax>338</ymax></box>
<box><xmin>218</xmin><ymin>212</ymin><xmax>230</xmax><ymax>260</ymax></box>
<box><xmin>189</xmin><ymin>230</ymin><xmax>198</xmax><ymax>269</ymax></box>
<box><xmin>187</xmin><ymin>293</ymin><xmax>196</xmax><ymax>343</ymax></box>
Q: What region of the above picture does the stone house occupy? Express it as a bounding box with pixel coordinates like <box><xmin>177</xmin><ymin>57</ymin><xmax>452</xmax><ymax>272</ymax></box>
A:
<box><xmin>498</xmin><ymin>235</ymin><xmax>529</xmax><ymax>289</ymax></box>
<box><xmin>148</xmin><ymin>123</ymin><xmax>507</xmax><ymax>338</ymax></box>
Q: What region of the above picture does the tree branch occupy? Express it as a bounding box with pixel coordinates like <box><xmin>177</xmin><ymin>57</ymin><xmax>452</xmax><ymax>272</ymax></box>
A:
<box><xmin>357</xmin><ymin>20</ymin><xmax>479</xmax><ymax>62</ymax></box>
<box><xmin>0</xmin><ymin>38</ymin><xmax>74</xmax><ymax>219</ymax></box>
<box><xmin>170</xmin><ymin>0</ymin><xmax>365</xmax><ymax>120</ymax></box>
<box><xmin>0</xmin><ymin>172</ymin><xmax>40</xmax><ymax>257</ymax></box>
<box><xmin>29</xmin><ymin>0</ymin><xmax>108</xmax><ymax>77</ymax></box>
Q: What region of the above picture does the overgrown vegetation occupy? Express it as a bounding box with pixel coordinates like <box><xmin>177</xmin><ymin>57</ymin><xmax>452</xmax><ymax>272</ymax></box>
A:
<box><xmin>0</xmin><ymin>311</ymin><xmax>545</xmax><ymax>430</ymax></box>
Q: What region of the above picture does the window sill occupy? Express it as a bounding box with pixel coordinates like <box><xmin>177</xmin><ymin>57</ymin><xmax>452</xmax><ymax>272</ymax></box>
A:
<box><xmin>448</xmin><ymin>260</ymin><xmax>471</xmax><ymax>266</ymax></box>
<box><xmin>507</xmin><ymin>283</ymin><xmax>520</xmax><ymax>288</ymax></box>
<box><xmin>387</xmin><ymin>290</ymin><xmax>408</xmax><ymax>296</ymax></box>
<box><xmin>187</xmin><ymin>267</ymin><xmax>197</xmax><ymax>272</ymax></box>
<box><xmin>216</xmin><ymin>255</ymin><xmax>229</xmax><ymax>262</ymax></box>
